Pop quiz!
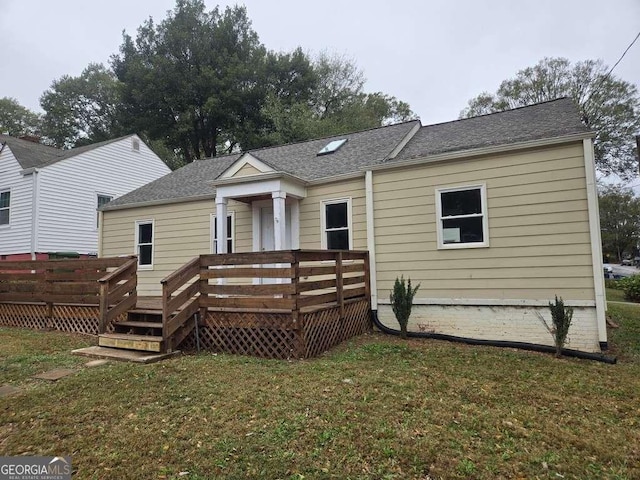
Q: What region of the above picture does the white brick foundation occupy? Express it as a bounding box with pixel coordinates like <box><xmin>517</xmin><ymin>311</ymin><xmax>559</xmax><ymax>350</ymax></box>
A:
<box><xmin>376</xmin><ymin>303</ymin><xmax>601</xmax><ymax>353</ymax></box>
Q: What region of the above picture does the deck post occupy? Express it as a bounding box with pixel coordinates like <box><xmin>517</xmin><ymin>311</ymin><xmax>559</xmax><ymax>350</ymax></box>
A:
<box><xmin>363</xmin><ymin>251</ymin><xmax>372</xmax><ymax>313</ymax></box>
<box><xmin>198</xmin><ymin>255</ymin><xmax>207</xmax><ymax>339</ymax></box>
<box><xmin>44</xmin><ymin>267</ymin><xmax>53</xmax><ymax>328</ymax></box>
<box><xmin>161</xmin><ymin>280</ymin><xmax>170</xmax><ymax>351</ymax></box>
<box><xmin>291</xmin><ymin>251</ymin><xmax>303</xmax><ymax>357</ymax></box>
<box><xmin>98</xmin><ymin>281</ymin><xmax>108</xmax><ymax>333</ymax></box>
<box><xmin>336</xmin><ymin>251</ymin><xmax>344</xmax><ymax>321</ymax></box>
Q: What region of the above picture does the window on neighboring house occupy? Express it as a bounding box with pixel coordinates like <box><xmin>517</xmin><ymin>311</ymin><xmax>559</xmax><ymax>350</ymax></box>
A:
<box><xmin>321</xmin><ymin>198</ymin><xmax>352</xmax><ymax>250</ymax></box>
<box><xmin>436</xmin><ymin>184</ymin><xmax>488</xmax><ymax>248</ymax></box>
<box><xmin>97</xmin><ymin>194</ymin><xmax>113</xmax><ymax>227</ymax></box>
<box><xmin>211</xmin><ymin>213</ymin><xmax>234</xmax><ymax>253</ymax></box>
<box><xmin>135</xmin><ymin>220</ymin><xmax>154</xmax><ymax>268</ymax></box>
<box><xmin>0</xmin><ymin>190</ymin><xmax>9</xmax><ymax>225</ymax></box>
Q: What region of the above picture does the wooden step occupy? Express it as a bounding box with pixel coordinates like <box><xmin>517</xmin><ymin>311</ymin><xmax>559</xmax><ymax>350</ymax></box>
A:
<box><xmin>129</xmin><ymin>309</ymin><xmax>163</xmax><ymax>316</ymax></box>
<box><xmin>99</xmin><ymin>333</ymin><xmax>164</xmax><ymax>352</ymax></box>
<box><xmin>114</xmin><ymin>320</ymin><xmax>163</xmax><ymax>329</ymax></box>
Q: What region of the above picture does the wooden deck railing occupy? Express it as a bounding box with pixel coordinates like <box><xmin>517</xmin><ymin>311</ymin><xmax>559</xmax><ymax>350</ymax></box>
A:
<box><xmin>0</xmin><ymin>256</ymin><xmax>134</xmax><ymax>306</ymax></box>
<box><xmin>160</xmin><ymin>250</ymin><xmax>371</xmax><ymax>350</ymax></box>
<box><xmin>161</xmin><ymin>256</ymin><xmax>201</xmax><ymax>349</ymax></box>
<box><xmin>97</xmin><ymin>256</ymin><xmax>138</xmax><ymax>333</ymax></box>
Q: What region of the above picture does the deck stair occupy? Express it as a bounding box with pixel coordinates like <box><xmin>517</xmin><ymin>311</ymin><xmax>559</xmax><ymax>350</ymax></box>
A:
<box><xmin>99</xmin><ymin>308</ymin><xmax>165</xmax><ymax>352</ymax></box>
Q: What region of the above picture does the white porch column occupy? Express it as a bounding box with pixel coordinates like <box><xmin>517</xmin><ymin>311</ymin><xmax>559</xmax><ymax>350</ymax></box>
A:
<box><xmin>272</xmin><ymin>191</ymin><xmax>287</xmax><ymax>250</ymax></box>
<box><xmin>290</xmin><ymin>198</ymin><xmax>300</xmax><ymax>250</ymax></box>
<box><xmin>215</xmin><ymin>196</ymin><xmax>228</xmax><ymax>254</ymax></box>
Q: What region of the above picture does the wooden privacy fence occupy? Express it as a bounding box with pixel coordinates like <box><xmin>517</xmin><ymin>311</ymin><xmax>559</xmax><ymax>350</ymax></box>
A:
<box><xmin>0</xmin><ymin>256</ymin><xmax>136</xmax><ymax>334</ymax></box>
<box><xmin>163</xmin><ymin>250</ymin><xmax>372</xmax><ymax>358</ymax></box>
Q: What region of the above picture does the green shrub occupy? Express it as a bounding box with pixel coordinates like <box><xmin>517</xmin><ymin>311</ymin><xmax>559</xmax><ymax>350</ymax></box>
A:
<box><xmin>390</xmin><ymin>276</ymin><xmax>420</xmax><ymax>339</ymax></box>
<box><xmin>604</xmin><ymin>278</ymin><xmax>622</xmax><ymax>290</ymax></box>
<box><xmin>619</xmin><ymin>275</ymin><xmax>640</xmax><ymax>302</ymax></box>
<box><xmin>548</xmin><ymin>296</ymin><xmax>573</xmax><ymax>358</ymax></box>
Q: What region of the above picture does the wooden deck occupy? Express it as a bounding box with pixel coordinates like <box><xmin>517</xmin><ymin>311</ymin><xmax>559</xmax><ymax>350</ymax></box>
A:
<box><xmin>0</xmin><ymin>250</ymin><xmax>372</xmax><ymax>359</ymax></box>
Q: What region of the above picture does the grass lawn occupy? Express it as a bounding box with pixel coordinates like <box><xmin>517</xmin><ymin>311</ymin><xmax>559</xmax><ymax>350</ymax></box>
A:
<box><xmin>605</xmin><ymin>287</ymin><xmax>626</xmax><ymax>303</ymax></box>
<box><xmin>1</xmin><ymin>308</ymin><xmax>639</xmax><ymax>480</ymax></box>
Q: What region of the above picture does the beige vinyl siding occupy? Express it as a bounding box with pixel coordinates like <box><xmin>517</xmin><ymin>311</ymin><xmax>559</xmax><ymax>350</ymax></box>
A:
<box><xmin>373</xmin><ymin>142</ymin><xmax>595</xmax><ymax>301</ymax></box>
<box><xmin>101</xmin><ymin>199</ymin><xmax>252</xmax><ymax>296</ymax></box>
<box><xmin>232</xmin><ymin>163</ymin><xmax>262</xmax><ymax>177</ymax></box>
<box><xmin>299</xmin><ymin>177</ymin><xmax>366</xmax><ymax>250</ymax></box>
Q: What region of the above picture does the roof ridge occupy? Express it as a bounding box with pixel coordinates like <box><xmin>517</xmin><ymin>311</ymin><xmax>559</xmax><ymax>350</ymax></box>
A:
<box><xmin>429</xmin><ymin>97</ymin><xmax>573</xmax><ymax>129</ymax></box>
<box><xmin>235</xmin><ymin>119</ymin><xmax>422</xmax><ymax>157</ymax></box>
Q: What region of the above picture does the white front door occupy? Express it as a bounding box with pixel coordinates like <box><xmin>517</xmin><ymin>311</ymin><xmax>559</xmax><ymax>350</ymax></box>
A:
<box><xmin>260</xmin><ymin>206</ymin><xmax>291</xmax><ymax>251</ymax></box>
<box><xmin>260</xmin><ymin>206</ymin><xmax>292</xmax><ymax>285</ymax></box>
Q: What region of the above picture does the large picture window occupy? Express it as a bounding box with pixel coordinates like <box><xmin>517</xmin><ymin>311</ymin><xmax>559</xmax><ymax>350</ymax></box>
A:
<box><xmin>0</xmin><ymin>190</ymin><xmax>10</xmax><ymax>226</ymax></box>
<box><xmin>211</xmin><ymin>213</ymin><xmax>234</xmax><ymax>253</ymax></box>
<box><xmin>436</xmin><ymin>185</ymin><xmax>488</xmax><ymax>249</ymax></box>
<box><xmin>135</xmin><ymin>220</ymin><xmax>154</xmax><ymax>268</ymax></box>
<box><xmin>321</xmin><ymin>198</ymin><xmax>352</xmax><ymax>250</ymax></box>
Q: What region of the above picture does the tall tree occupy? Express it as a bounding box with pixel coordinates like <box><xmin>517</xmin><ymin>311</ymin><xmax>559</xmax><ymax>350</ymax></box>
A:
<box><xmin>260</xmin><ymin>52</ymin><xmax>416</xmax><ymax>145</ymax></box>
<box><xmin>460</xmin><ymin>57</ymin><xmax>640</xmax><ymax>180</ymax></box>
<box><xmin>113</xmin><ymin>0</ymin><xmax>267</xmax><ymax>162</ymax></box>
<box><xmin>0</xmin><ymin>97</ymin><xmax>41</xmax><ymax>137</ymax></box>
<box><xmin>40</xmin><ymin>64</ymin><xmax>122</xmax><ymax>148</ymax></box>
<box><xmin>599</xmin><ymin>185</ymin><xmax>640</xmax><ymax>262</ymax></box>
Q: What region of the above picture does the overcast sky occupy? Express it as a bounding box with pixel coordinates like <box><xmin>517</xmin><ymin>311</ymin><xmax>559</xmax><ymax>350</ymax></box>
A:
<box><xmin>1</xmin><ymin>0</ymin><xmax>639</xmax><ymax>127</ymax></box>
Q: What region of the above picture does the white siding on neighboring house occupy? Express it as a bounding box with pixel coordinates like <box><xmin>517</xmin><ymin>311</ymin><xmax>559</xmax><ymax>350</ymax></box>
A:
<box><xmin>37</xmin><ymin>136</ymin><xmax>170</xmax><ymax>254</ymax></box>
<box><xmin>0</xmin><ymin>146</ymin><xmax>33</xmax><ymax>256</ymax></box>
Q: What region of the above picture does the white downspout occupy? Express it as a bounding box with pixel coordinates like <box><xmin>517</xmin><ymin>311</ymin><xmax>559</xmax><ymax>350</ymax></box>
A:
<box><xmin>365</xmin><ymin>171</ymin><xmax>378</xmax><ymax>309</ymax></box>
<box><xmin>583</xmin><ymin>138</ymin><xmax>607</xmax><ymax>350</ymax></box>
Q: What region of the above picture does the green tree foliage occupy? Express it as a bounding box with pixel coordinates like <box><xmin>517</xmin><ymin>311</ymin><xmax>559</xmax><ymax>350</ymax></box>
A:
<box><xmin>261</xmin><ymin>52</ymin><xmax>416</xmax><ymax>145</ymax></box>
<box><xmin>389</xmin><ymin>276</ymin><xmax>420</xmax><ymax>339</ymax></box>
<box><xmin>460</xmin><ymin>57</ymin><xmax>640</xmax><ymax>180</ymax></box>
<box><xmin>35</xmin><ymin>0</ymin><xmax>414</xmax><ymax>164</ymax></box>
<box><xmin>599</xmin><ymin>185</ymin><xmax>640</xmax><ymax>263</ymax></box>
<box><xmin>112</xmin><ymin>1</ymin><xmax>267</xmax><ymax>162</ymax></box>
<box><xmin>0</xmin><ymin>97</ymin><xmax>41</xmax><ymax>137</ymax></box>
<box><xmin>40</xmin><ymin>64</ymin><xmax>122</xmax><ymax>148</ymax></box>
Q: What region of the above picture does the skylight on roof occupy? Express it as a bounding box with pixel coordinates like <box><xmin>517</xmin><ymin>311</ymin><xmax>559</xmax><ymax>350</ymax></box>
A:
<box><xmin>317</xmin><ymin>139</ymin><xmax>347</xmax><ymax>156</ymax></box>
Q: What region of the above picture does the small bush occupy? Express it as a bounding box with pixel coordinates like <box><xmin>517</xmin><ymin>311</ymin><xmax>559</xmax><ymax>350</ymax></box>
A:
<box><xmin>548</xmin><ymin>296</ymin><xmax>573</xmax><ymax>358</ymax></box>
<box><xmin>619</xmin><ymin>275</ymin><xmax>640</xmax><ymax>302</ymax></box>
<box><xmin>390</xmin><ymin>276</ymin><xmax>420</xmax><ymax>339</ymax></box>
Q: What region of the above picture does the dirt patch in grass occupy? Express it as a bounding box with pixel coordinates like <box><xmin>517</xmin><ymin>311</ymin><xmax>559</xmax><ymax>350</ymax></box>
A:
<box><xmin>0</xmin><ymin>320</ymin><xmax>639</xmax><ymax>479</ymax></box>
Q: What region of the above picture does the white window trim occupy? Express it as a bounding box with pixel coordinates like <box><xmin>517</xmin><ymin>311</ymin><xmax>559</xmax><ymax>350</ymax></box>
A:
<box><xmin>96</xmin><ymin>193</ymin><xmax>113</xmax><ymax>230</ymax></box>
<box><xmin>134</xmin><ymin>219</ymin><xmax>154</xmax><ymax>270</ymax></box>
<box><xmin>320</xmin><ymin>197</ymin><xmax>353</xmax><ymax>250</ymax></box>
<box><xmin>435</xmin><ymin>184</ymin><xmax>489</xmax><ymax>249</ymax></box>
<box><xmin>0</xmin><ymin>188</ymin><xmax>11</xmax><ymax>228</ymax></box>
<box><xmin>210</xmin><ymin>211</ymin><xmax>235</xmax><ymax>254</ymax></box>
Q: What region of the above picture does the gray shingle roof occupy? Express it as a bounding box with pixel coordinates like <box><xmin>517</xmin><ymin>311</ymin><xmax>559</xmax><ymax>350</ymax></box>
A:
<box><xmin>103</xmin><ymin>98</ymin><xmax>590</xmax><ymax>211</ymax></box>
<box><xmin>392</xmin><ymin>97</ymin><xmax>589</xmax><ymax>162</ymax></box>
<box><xmin>0</xmin><ymin>134</ymin><xmax>134</xmax><ymax>169</ymax></box>
<box><xmin>103</xmin><ymin>121</ymin><xmax>419</xmax><ymax>209</ymax></box>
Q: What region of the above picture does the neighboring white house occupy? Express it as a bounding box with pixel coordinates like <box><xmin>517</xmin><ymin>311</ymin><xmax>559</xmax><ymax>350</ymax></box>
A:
<box><xmin>0</xmin><ymin>134</ymin><xmax>170</xmax><ymax>260</ymax></box>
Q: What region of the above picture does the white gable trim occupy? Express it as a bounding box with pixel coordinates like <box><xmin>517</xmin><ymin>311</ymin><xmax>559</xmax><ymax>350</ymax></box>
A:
<box><xmin>220</xmin><ymin>153</ymin><xmax>275</xmax><ymax>179</ymax></box>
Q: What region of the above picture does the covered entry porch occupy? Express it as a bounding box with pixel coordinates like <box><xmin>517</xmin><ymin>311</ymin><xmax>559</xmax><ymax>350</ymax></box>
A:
<box><xmin>211</xmin><ymin>167</ymin><xmax>306</xmax><ymax>254</ymax></box>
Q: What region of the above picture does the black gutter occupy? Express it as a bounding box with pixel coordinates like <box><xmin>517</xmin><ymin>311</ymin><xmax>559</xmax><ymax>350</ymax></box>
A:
<box><xmin>371</xmin><ymin>310</ymin><xmax>617</xmax><ymax>364</ymax></box>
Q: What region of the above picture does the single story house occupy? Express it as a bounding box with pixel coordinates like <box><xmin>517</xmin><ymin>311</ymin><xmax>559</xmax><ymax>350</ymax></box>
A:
<box><xmin>99</xmin><ymin>98</ymin><xmax>606</xmax><ymax>353</ymax></box>
<box><xmin>0</xmin><ymin>134</ymin><xmax>171</xmax><ymax>260</ymax></box>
